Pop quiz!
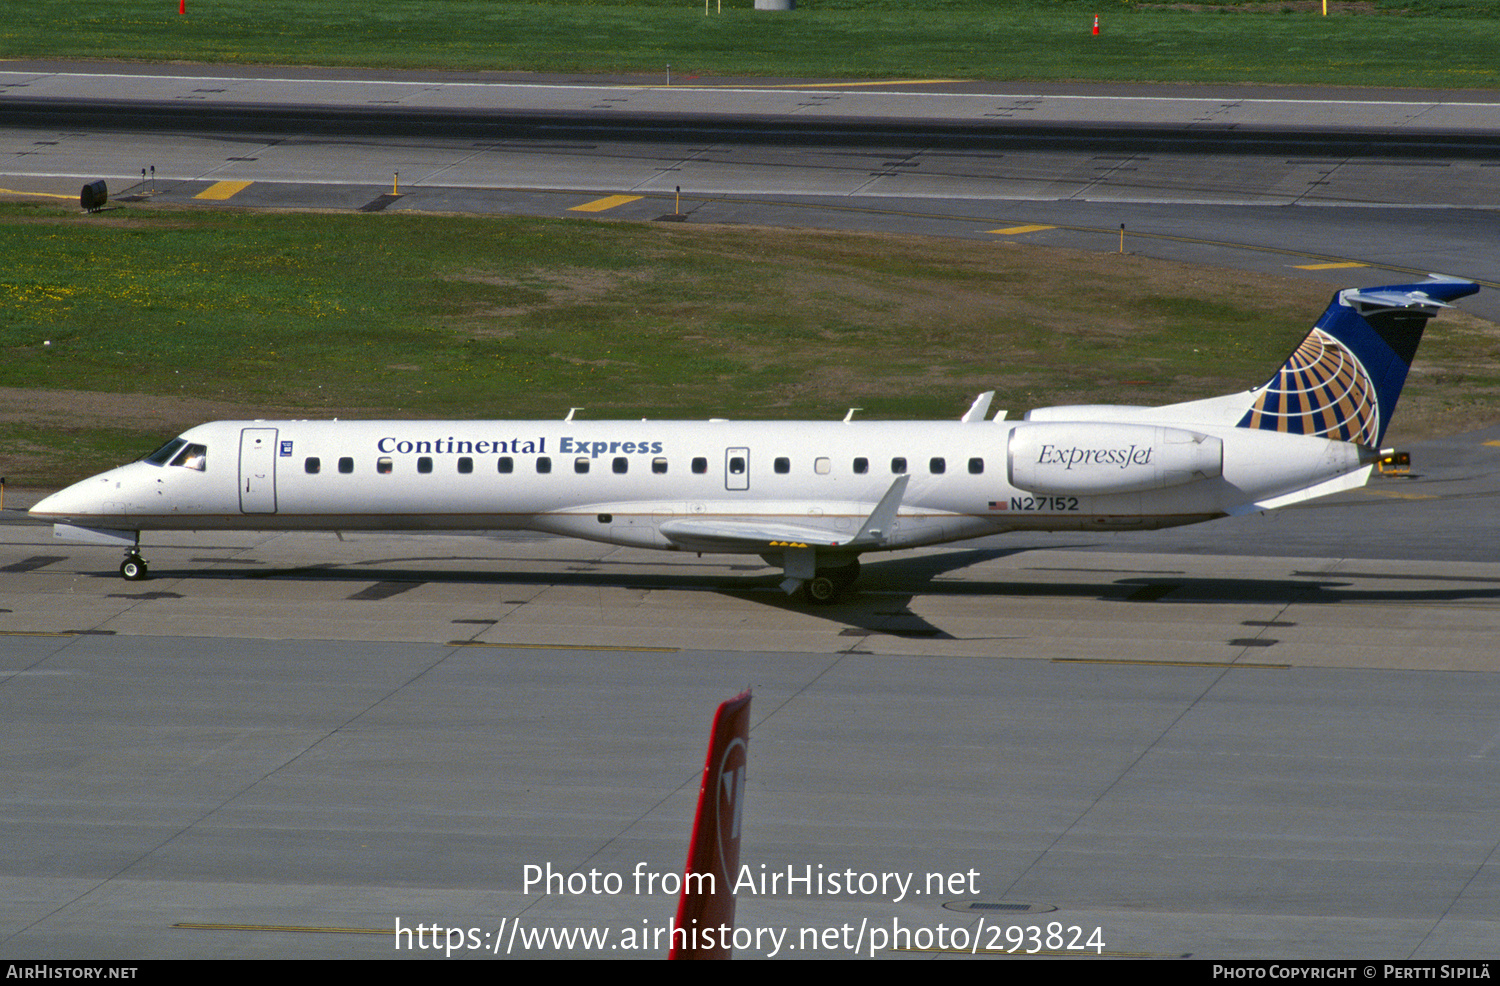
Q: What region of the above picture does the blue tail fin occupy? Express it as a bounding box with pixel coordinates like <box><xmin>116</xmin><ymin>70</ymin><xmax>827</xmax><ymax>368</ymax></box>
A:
<box><xmin>1236</xmin><ymin>275</ymin><xmax>1478</xmax><ymax>447</ymax></box>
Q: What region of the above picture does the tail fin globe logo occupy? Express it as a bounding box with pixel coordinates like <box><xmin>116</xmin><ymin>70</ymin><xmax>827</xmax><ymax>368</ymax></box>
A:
<box><xmin>1239</xmin><ymin>328</ymin><xmax>1379</xmax><ymax>445</ymax></box>
<box><xmin>1236</xmin><ymin>277</ymin><xmax>1479</xmax><ymax>448</ymax></box>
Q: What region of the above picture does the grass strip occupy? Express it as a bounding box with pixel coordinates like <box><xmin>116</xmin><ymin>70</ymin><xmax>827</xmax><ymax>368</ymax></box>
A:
<box><xmin>1</xmin><ymin>1</ymin><xmax>1496</xmax><ymax>89</ymax></box>
<box><xmin>4</xmin><ymin>201</ymin><xmax>1497</xmax><ymax>487</ymax></box>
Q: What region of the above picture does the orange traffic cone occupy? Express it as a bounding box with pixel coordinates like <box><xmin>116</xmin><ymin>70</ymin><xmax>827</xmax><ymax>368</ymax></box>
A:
<box><xmin>1093</xmin><ymin>14</ymin><xmax>1100</xmax><ymax>36</ymax></box>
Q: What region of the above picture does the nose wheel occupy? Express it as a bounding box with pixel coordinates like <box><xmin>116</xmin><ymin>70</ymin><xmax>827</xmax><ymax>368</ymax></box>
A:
<box><xmin>120</xmin><ymin>552</ymin><xmax>149</xmax><ymax>581</ymax></box>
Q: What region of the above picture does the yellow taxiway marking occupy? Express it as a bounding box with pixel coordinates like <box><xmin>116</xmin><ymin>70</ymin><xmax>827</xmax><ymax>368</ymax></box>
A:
<box><xmin>988</xmin><ymin>224</ymin><xmax>1056</xmax><ymax>235</ymax></box>
<box><xmin>1361</xmin><ymin>489</ymin><xmax>1437</xmax><ymax>500</ymax></box>
<box><xmin>0</xmin><ymin>188</ymin><xmax>76</xmax><ymax>200</ymax></box>
<box><xmin>174</xmin><ymin>922</ymin><xmax>389</xmax><ymax>935</ymax></box>
<box><xmin>195</xmin><ymin>180</ymin><xmax>253</xmax><ymax>201</ymax></box>
<box><xmin>1484</xmin><ymin>440</ymin><xmax>1500</xmax><ymax>447</ymax></box>
<box><xmin>1295</xmin><ymin>262</ymin><xmax>1368</xmax><ymax>270</ymax></box>
<box><xmin>568</xmin><ymin>194</ymin><xmax>643</xmax><ymax>213</ymax></box>
<box><xmin>652</xmin><ymin>192</ymin><xmax>1500</xmax><ymax>294</ymax></box>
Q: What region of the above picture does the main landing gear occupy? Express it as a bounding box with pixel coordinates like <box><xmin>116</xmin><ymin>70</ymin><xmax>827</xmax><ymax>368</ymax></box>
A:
<box><xmin>120</xmin><ymin>550</ymin><xmax>149</xmax><ymax>581</ymax></box>
<box><xmin>801</xmin><ymin>559</ymin><xmax>860</xmax><ymax>605</ymax></box>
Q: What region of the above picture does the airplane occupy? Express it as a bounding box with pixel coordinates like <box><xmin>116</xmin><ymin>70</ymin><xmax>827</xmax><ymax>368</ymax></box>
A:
<box><xmin>29</xmin><ymin>274</ymin><xmax>1478</xmax><ymax>604</ymax></box>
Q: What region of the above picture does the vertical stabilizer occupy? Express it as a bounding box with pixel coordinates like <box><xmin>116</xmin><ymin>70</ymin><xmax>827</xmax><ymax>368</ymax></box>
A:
<box><xmin>1236</xmin><ymin>275</ymin><xmax>1477</xmax><ymax>447</ymax></box>
<box><xmin>669</xmin><ymin>690</ymin><xmax>751</xmax><ymax>959</ymax></box>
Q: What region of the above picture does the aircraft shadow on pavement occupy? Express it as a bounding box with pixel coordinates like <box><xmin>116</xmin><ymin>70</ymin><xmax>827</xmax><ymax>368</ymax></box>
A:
<box><xmin>81</xmin><ymin>545</ymin><xmax>1500</xmax><ymax>642</ymax></box>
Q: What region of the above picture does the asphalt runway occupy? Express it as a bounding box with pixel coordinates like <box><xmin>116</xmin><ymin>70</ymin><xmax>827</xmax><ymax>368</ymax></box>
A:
<box><xmin>1</xmin><ymin>64</ymin><xmax>1498</xmax><ymax>961</ymax></box>
<box><xmin>2</xmin><ymin>489</ymin><xmax>1499</xmax><ymax>960</ymax></box>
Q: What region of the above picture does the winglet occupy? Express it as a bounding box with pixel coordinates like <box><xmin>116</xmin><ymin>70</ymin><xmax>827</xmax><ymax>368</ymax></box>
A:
<box><xmin>669</xmin><ymin>690</ymin><xmax>751</xmax><ymax>960</ymax></box>
<box><xmin>849</xmin><ymin>474</ymin><xmax>909</xmax><ymax>545</ymax></box>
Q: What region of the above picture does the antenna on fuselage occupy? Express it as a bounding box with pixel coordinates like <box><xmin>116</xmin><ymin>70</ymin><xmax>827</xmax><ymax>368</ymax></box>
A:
<box><xmin>565</xmin><ymin>408</ymin><xmax>583</xmax><ymax>421</ymax></box>
<box><xmin>960</xmin><ymin>391</ymin><xmax>995</xmax><ymax>423</ymax></box>
<box><xmin>843</xmin><ymin>408</ymin><xmax>861</xmax><ymax>423</ymax></box>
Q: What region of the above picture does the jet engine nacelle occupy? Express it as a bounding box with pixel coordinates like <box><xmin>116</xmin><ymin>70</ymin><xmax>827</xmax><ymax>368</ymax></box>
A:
<box><xmin>1008</xmin><ymin>422</ymin><xmax>1223</xmax><ymax>496</ymax></box>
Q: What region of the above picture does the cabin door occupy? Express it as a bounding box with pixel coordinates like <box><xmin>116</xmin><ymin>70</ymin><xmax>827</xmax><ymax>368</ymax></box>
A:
<box><xmin>725</xmin><ymin>447</ymin><xmax>750</xmax><ymax>491</ymax></box>
<box><xmin>239</xmin><ymin>427</ymin><xmax>279</xmax><ymax>514</ymax></box>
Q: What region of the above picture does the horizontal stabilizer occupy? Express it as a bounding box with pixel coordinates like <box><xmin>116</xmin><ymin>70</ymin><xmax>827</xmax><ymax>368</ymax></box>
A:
<box><xmin>1345</xmin><ymin>289</ymin><xmax>1453</xmax><ymax>311</ymax></box>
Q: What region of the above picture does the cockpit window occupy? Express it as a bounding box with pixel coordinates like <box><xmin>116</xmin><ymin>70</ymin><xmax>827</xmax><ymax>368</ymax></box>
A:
<box><xmin>144</xmin><ymin>438</ymin><xmax>188</xmax><ymax>466</ymax></box>
<box><xmin>170</xmin><ymin>443</ymin><xmax>207</xmax><ymax>472</ymax></box>
<box><xmin>144</xmin><ymin>438</ymin><xmax>206</xmax><ymax>470</ymax></box>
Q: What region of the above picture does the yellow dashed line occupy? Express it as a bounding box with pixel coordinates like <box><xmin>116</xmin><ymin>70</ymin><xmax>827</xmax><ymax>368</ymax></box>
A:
<box><xmin>0</xmin><ymin>188</ymin><xmax>77</xmax><ymax>200</ymax></box>
<box><xmin>1294</xmin><ymin>262</ymin><xmax>1368</xmax><ymax>270</ymax></box>
<box><xmin>1361</xmin><ymin>489</ymin><xmax>1437</xmax><ymax>500</ymax></box>
<box><xmin>989</xmin><ymin>224</ymin><xmax>1056</xmax><ymax>235</ymax></box>
<box><xmin>195</xmin><ymin>180</ymin><xmax>253</xmax><ymax>201</ymax></box>
<box><xmin>568</xmin><ymin>194</ymin><xmax>643</xmax><ymax>213</ymax></box>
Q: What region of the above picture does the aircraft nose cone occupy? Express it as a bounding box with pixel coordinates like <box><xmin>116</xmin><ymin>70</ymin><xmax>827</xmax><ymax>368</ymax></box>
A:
<box><xmin>29</xmin><ymin>474</ymin><xmax>117</xmax><ymax>522</ymax></box>
<box><xmin>30</xmin><ymin>486</ymin><xmax>75</xmax><ymax>519</ymax></box>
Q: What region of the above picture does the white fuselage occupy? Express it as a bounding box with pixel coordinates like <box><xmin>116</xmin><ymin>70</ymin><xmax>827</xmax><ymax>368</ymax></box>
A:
<box><xmin>31</xmin><ymin>417</ymin><xmax>1370</xmax><ymax>554</ymax></box>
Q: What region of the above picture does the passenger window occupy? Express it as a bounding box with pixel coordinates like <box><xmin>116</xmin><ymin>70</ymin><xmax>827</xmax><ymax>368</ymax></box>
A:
<box><xmin>305</xmin><ymin>457</ymin><xmax>320</xmax><ymax>474</ymax></box>
<box><xmin>575</xmin><ymin>458</ymin><xmax>590</xmax><ymax>474</ymax></box>
<box><xmin>968</xmin><ymin>457</ymin><xmax>984</xmax><ymax>475</ymax></box>
<box><xmin>652</xmin><ymin>457</ymin><xmax>668</xmax><ymax>474</ymax></box>
<box><xmin>929</xmin><ymin>457</ymin><xmax>945</xmax><ymax>474</ymax></box>
<box><xmin>458</xmin><ymin>457</ymin><xmax>473</xmax><ymax>474</ymax></box>
<box><xmin>339</xmin><ymin>457</ymin><xmax>354</xmax><ymax>474</ymax></box>
<box><xmin>853</xmin><ymin>457</ymin><xmax>868</xmax><ymax>475</ymax></box>
<box><xmin>417</xmin><ymin>457</ymin><xmax>433</xmax><ymax>474</ymax></box>
<box><xmin>891</xmin><ymin>457</ymin><xmax>907</xmax><ymax>474</ymax></box>
<box><xmin>537</xmin><ymin>457</ymin><xmax>552</xmax><ymax>474</ymax></box>
<box><xmin>815</xmin><ymin>457</ymin><xmax>831</xmax><ymax>475</ymax></box>
<box><xmin>498</xmin><ymin>457</ymin><xmax>514</xmax><ymax>474</ymax></box>
<box><xmin>692</xmin><ymin>457</ymin><xmax>708</xmax><ymax>475</ymax></box>
<box><xmin>613</xmin><ymin>457</ymin><xmax>628</xmax><ymax>474</ymax></box>
<box><xmin>377</xmin><ymin>457</ymin><xmax>393</xmax><ymax>474</ymax></box>
<box><xmin>774</xmin><ymin>457</ymin><xmax>790</xmax><ymax>474</ymax></box>
<box><xmin>729</xmin><ymin>456</ymin><xmax>746</xmax><ymax>475</ymax></box>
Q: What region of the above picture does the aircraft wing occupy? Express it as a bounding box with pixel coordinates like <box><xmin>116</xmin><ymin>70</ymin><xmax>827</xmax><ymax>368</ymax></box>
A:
<box><xmin>658</xmin><ymin>519</ymin><xmax>845</xmax><ymax>552</ymax></box>
<box><xmin>658</xmin><ymin>474</ymin><xmax>910</xmax><ymax>554</ymax></box>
